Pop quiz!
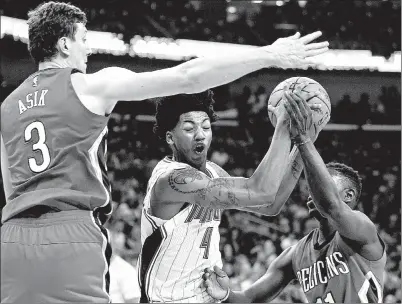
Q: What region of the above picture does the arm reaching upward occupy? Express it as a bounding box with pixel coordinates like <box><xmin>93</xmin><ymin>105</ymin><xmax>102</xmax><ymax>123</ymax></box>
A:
<box><xmin>203</xmin><ymin>246</ymin><xmax>297</xmax><ymax>303</ymax></box>
<box><xmin>74</xmin><ymin>31</ymin><xmax>328</xmax><ymax>114</ymax></box>
<box><xmin>284</xmin><ymin>91</ymin><xmax>384</xmax><ymax>260</ymax></box>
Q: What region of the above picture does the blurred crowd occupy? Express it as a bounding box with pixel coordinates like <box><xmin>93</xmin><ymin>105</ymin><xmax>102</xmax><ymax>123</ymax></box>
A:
<box><xmin>235</xmin><ymin>85</ymin><xmax>401</xmax><ymax>148</ymax></box>
<box><xmin>2</xmin><ymin>0</ymin><xmax>400</xmax><ymax>58</ymax></box>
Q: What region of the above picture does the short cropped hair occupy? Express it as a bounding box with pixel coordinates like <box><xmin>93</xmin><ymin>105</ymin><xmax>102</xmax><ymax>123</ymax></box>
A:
<box><xmin>326</xmin><ymin>162</ymin><xmax>363</xmax><ymax>204</ymax></box>
<box><xmin>153</xmin><ymin>90</ymin><xmax>218</xmax><ymax>140</ymax></box>
<box><xmin>27</xmin><ymin>1</ymin><xmax>87</xmax><ymax>64</ymax></box>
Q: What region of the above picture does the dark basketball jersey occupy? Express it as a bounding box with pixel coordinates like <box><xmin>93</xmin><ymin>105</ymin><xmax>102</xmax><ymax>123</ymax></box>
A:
<box><xmin>1</xmin><ymin>68</ymin><xmax>112</xmax><ymax>223</ymax></box>
<box><xmin>292</xmin><ymin>229</ymin><xmax>386</xmax><ymax>303</ymax></box>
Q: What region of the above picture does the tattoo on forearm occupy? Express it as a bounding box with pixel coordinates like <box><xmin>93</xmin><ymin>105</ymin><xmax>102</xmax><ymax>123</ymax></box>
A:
<box><xmin>291</xmin><ymin>160</ymin><xmax>303</xmax><ymax>178</ymax></box>
<box><xmin>168</xmin><ymin>167</ymin><xmax>241</xmax><ymax>208</ymax></box>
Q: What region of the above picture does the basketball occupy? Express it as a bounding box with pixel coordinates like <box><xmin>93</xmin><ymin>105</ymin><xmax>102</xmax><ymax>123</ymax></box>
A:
<box><xmin>267</xmin><ymin>77</ymin><xmax>331</xmax><ymax>137</ymax></box>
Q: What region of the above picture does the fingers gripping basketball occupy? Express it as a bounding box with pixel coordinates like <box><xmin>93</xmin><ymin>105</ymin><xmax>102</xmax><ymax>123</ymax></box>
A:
<box><xmin>268</xmin><ymin>77</ymin><xmax>331</xmax><ymax>138</ymax></box>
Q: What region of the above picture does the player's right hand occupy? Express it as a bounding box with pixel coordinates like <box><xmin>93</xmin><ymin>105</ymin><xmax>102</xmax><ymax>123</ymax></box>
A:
<box><xmin>203</xmin><ymin>266</ymin><xmax>230</xmax><ymax>301</ymax></box>
<box><xmin>265</xmin><ymin>31</ymin><xmax>329</xmax><ymax>69</ymax></box>
<box><xmin>283</xmin><ymin>89</ymin><xmax>314</xmax><ymax>144</ymax></box>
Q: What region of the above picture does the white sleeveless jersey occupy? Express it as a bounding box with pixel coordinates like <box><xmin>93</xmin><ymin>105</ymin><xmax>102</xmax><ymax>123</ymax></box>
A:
<box><xmin>138</xmin><ymin>157</ymin><xmax>223</xmax><ymax>303</ymax></box>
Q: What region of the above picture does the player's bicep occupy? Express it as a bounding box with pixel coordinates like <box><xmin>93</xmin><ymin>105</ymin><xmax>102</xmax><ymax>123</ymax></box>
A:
<box><xmin>88</xmin><ymin>66</ymin><xmax>191</xmax><ymax>103</ymax></box>
<box><xmin>0</xmin><ymin>134</ymin><xmax>13</xmax><ymax>200</ymax></box>
<box><xmin>155</xmin><ymin>167</ymin><xmax>211</xmax><ymax>206</ymax></box>
<box><xmin>330</xmin><ymin>206</ymin><xmax>378</xmax><ymax>245</ymax></box>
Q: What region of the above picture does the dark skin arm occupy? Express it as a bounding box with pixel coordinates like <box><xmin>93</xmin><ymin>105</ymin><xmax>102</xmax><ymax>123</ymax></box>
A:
<box><xmin>284</xmin><ymin>91</ymin><xmax>384</xmax><ymax>261</ymax></box>
<box><xmin>203</xmin><ymin>246</ymin><xmax>297</xmax><ymax>303</ymax></box>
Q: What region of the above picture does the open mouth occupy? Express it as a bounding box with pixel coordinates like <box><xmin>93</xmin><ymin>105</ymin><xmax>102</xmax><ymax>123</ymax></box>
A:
<box><xmin>194</xmin><ymin>144</ymin><xmax>205</xmax><ymax>155</ymax></box>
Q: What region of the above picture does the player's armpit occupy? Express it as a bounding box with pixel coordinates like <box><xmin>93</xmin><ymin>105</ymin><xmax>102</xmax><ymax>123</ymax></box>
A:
<box><xmin>155</xmin><ymin>166</ymin><xmax>274</xmax><ymax>210</ymax></box>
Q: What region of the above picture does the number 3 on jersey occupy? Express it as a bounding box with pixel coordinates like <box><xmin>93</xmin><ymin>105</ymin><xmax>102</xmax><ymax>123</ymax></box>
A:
<box><xmin>200</xmin><ymin>227</ymin><xmax>213</xmax><ymax>259</ymax></box>
<box><xmin>24</xmin><ymin>121</ymin><xmax>51</xmax><ymax>173</ymax></box>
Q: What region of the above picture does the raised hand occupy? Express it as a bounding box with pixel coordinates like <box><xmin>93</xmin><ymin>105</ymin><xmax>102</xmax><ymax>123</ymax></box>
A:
<box><xmin>202</xmin><ymin>266</ymin><xmax>230</xmax><ymax>301</ymax></box>
<box><xmin>283</xmin><ymin>89</ymin><xmax>315</xmax><ymax>145</ymax></box>
<box><xmin>268</xmin><ymin>84</ymin><xmax>291</xmax><ymax>127</ymax></box>
<box><xmin>266</xmin><ymin>31</ymin><xmax>329</xmax><ymax>69</ymax></box>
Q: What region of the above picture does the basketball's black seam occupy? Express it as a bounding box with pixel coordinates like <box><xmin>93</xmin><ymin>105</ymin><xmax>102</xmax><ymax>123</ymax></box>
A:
<box><xmin>310</xmin><ymin>94</ymin><xmax>331</xmax><ymax>113</ymax></box>
<box><xmin>300</xmin><ymin>82</ymin><xmax>317</xmax><ymax>93</ymax></box>
<box><xmin>300</xmin><ymin>83</ymin><xmax>310</xmax><ymax>91</ymax></box>
<box><xmin>271</xmin><ymin>88</ymin><xmax>284</xmax><ymax>95</ymax></box>
<box><xmin>290</xmin><ymin>77</ymin><xmax>301</xmax><ymax>92</ymax></box>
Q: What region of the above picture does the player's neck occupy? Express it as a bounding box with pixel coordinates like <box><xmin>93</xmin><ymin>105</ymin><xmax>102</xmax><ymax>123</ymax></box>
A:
<box><xmin>38</xmin><ymin>59</ymin><xmax>70</xmax><ymax>71</ymax></box>
<box><xmin>318</xmin><ymin>219</ymin><xmax>336</xmax><ymax>243</ymax></box>
<box><xmin>172</xmin><ymin>154</ymin><xmax>207</xmax><ymax>173</ymax></box>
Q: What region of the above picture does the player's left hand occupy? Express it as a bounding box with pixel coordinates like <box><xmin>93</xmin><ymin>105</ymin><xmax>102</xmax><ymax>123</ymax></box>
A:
<box><xmin>266</xmin><ymin>31</ymin><xmax>329</xmax><ymax>69</ymax></box>
<box><xmin>202</xmin><ymin>266</ymin><xmax>230</xmax><ymax>301</ymax></box>
<box><xmin>268</xmin><ymin>84</ymin><xmax>291</xmax><ymax>126</ymax></box>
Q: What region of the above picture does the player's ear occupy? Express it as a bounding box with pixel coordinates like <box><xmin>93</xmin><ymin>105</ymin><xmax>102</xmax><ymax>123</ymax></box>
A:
<box><xmin>343</xmin><ymin>188</ymin><xmax>355</xmax><ymax>204</ymax></box>
<box><xmin>56</xmin><ymin>37</ymin><xmax>71</xmax><ymax>57</ymax></box>
<box><xmin>166</xmin><ymin>131</ymin><xmax>174</xmax><ymax>145</ymax></box>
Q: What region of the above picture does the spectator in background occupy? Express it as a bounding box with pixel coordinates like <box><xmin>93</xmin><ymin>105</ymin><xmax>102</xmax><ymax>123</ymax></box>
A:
<box><xmin>108</xmin><ymin>226</ymin><xmax>141</xmax><ymax>303</ymax></box>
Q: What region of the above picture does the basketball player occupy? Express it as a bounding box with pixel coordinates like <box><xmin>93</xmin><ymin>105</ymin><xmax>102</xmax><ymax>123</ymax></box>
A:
<box><xmin>138</xmin><ymin>88</ymin><xmax>321</xmax><ymax>303</ymax></box>
<box><xmin>0</xmin><ymin>1</ymin><xmax>329</xmax><ymax>302</ymax></box>
<box><xmin>202</xmin><ymin>91</ymin><xmax>386</xmax><ymax>303</ymax></box>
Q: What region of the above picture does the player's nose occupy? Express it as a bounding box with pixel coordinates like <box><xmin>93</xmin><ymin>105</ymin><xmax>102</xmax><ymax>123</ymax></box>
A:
<box><xmin>194</xmin><ymin>127</ymin><xmax>206</xmax><ymax>140</ymax></box>
<box><xmin>86</xmin><ymin>43</ymin><xmax>92</xmax><ymax>57</ymax></box>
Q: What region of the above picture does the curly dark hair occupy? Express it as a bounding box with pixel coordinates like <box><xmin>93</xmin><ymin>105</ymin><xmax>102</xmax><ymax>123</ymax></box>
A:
<box><xmin>153</xmin><ymin>90</ymin><xmax>219</xmax><ymax>140</ymax></box>
<box><xmin>326</xmin><ymin>162</ymin><xmax>363</xmax><ymax>205</ymax></box>
<box><xmin>27</xmin><ymin>2</ymin><xmax>87</xmax><ymax>64</ymax></box>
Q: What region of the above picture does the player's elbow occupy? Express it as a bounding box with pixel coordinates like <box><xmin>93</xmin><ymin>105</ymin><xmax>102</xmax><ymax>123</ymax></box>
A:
<box><xmin>265</xmin><ymin>203</ymin><xmax>283</xmax><ymax>216</ymax></box>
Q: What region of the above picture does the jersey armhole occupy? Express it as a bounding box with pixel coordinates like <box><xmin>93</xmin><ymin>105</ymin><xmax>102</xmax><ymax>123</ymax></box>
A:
<box><xmin>336</xmin><ymin>232</ymin><xmax>387</xmax><ymax>263</ymax></box>
<box><xmin>147</xmin><ymin>165</ymin><xmax>193</xmax><ymax>221</ymax></box>
<box><xmin>69</xmin><ymin>69</ymin><xmax>110</xmax><ymax>119</ymax></box>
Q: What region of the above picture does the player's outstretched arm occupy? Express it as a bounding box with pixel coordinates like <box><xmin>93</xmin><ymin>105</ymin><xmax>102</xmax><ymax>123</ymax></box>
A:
<box><xmin>154</xmin><ymin>113</ymin><xmax>291</xmax><ymax>210</ymax></box>
<box><xmin>203</xmin><ymin>246</ymin><xmax>296</xmax><ymax>303</ymax></box>
<box><xmin>0</xmin><ymin>134</ymin><xmax>13</xmax><ymax>201</ymax></box>
<box><xmin>80</xmin><ymin>31</ymin><xmax>328</xmax><ymax>113</ymax></box>
<box><xmin>284</xmin><ymin>91</ymin><xmax>381</xmax><ymax>249</ymax></box>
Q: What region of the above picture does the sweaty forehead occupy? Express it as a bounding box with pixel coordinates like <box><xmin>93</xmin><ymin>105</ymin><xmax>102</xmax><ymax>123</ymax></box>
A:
<box><xmin>179</xmin><ymin>111</ymin><xmax>210</xmax><ymax>123</ymax></box>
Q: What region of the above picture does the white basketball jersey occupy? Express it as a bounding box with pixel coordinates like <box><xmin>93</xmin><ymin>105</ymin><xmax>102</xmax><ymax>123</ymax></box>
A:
<box><xmin>138</xmin><ymin>157</ymin><xmax>223</xmax><ymax>303</ymax></box>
